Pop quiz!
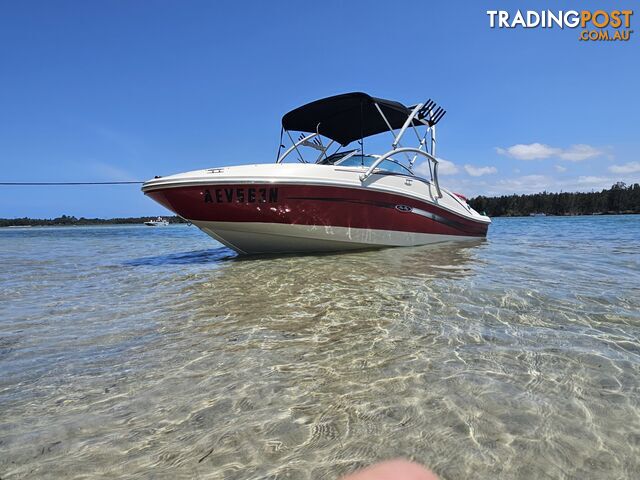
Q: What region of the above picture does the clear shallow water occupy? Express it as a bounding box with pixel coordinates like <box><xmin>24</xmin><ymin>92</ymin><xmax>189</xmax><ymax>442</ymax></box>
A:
<box><xmin>1</xmin><ymin>216</ymin><xmax>639</xmax><ymax>479</ymax></box>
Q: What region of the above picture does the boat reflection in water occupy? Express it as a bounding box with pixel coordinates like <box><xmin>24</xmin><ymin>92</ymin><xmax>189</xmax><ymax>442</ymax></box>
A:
<box><xmin>164</xmin><ymin>239</ymin><xmax>487</xmax><ymax>326</ymax></box>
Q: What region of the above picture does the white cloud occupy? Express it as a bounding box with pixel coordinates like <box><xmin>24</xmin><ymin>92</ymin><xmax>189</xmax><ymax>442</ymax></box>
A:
<box><xmin>464</xmin><ymin>164</ymin><xmax>497</xmax><ymax>177</ymax></box>
<box><xmin>416</xmin><ymin>158</ymin><xmax>499</xmax><ymax>179</ymax></box>
<box><xmin>609</xmin><ymin>161</ymin><xmax>640</xmax><ymax>174</ymax></box>
<box><xmin>437</xmin><ymin>159</ymin><xmax>459</xmax><ymax>175</ymax></box>
<box><xmin>415</xmin><ymin>158</ymin><xmax>458</xmax><ymax>176</ymax></box>
<box><xmin>496</xmin><ymin>143</ymin><xmax>558</xmax><ymax>160</ymax></box>
<box><xmin>554</xmin><ymin>165</ymin><xmax>567</xmax><ymax>172</ymax></box>
<box><xmin>576</xmin><ymin>175</ymin><xmax>609</xmax><ymax>185</ymax></box>
<box><xmin>558</xmin><ymin>144</ymin><xmax>602</xmax><ymax>162</ymax></box>
<box><xmin>489</xmin><ymin>175</ymin><xmax>551</xmax><ymax>194</ymax></box>
<box><xmin>496</xmin><ymin>143</ymin><xmax>603</xmax><ymax>162</ymax></box>
<box><xmin>480</xmin><ymin>174</ymin><xmax>635</xmax><ymax>197</ymax></box>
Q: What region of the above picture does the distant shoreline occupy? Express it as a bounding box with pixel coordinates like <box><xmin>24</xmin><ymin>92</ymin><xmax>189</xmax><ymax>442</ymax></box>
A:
<box><xmin>1</xmin><ymin>223</ymin><xmax>184</xmax><ymax>228</ymax></box>
<box><xmin>0</xmin><ymin>215</ymin><xmax>187</xmax><ymax>228</ymax></box>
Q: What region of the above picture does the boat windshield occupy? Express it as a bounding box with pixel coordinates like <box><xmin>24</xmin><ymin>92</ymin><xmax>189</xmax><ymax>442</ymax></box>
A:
<box><xmin>328</xmin><ymin>153</ymin><xmax>412</xmax><ymax>175</ymax></box>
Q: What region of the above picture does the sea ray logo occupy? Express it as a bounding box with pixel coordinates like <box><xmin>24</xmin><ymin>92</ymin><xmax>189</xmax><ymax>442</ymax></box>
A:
<box><xmin>395</xmin><ymin>204</ymin><xmax>413</xmax><ymax>213</ymax></box>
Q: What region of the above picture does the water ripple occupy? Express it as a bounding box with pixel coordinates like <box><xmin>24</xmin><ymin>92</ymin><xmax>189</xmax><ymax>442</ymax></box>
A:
<box><xmin>1</xmin><ymin>218</ymin><xmax>639</xmax><ymax>479</ymax></box>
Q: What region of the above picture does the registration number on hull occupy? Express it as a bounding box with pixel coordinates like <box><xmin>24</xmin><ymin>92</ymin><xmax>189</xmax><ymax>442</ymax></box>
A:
<box><xmin>203</xmin><ymin>187</ymin><xmax>278</xmax><ymax>204</ymax></box>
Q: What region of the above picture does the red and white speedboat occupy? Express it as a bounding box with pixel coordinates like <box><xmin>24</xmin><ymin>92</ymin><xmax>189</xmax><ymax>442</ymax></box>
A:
<box><xmin>142</xmin><ymin>92</ymin><xmax>490</xmax><ymax>254</ymax></box>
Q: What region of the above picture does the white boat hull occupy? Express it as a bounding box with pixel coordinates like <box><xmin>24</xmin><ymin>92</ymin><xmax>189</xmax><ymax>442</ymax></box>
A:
<box><xmin>195</xmin><ymin>220</ymin><xmax>477</xmax><ymax>254</ymax></box>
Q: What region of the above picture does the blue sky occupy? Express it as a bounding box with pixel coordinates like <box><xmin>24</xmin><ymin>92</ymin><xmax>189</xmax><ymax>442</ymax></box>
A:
<box><xmin>0</xmin><ymin>0</ymin><xmax>638</xmax><ymax>218</ymax></box>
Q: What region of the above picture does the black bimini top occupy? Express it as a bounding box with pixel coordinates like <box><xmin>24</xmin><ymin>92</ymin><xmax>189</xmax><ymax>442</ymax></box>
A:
<box><xmin>282</xmin><ymin>92</ymin><xmax>424</xmax><ymax>147</ymax></box>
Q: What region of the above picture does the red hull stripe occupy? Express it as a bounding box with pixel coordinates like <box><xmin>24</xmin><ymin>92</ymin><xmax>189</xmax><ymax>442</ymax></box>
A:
<box><xmin>147</xmin><ymin>184</ymin><xmax>488</xmax><ymax>237</ymax></box>
<box><xmin>286</xmin><ymin>196</ymin><xmax>476</xmax><ymax>232</ymax></box>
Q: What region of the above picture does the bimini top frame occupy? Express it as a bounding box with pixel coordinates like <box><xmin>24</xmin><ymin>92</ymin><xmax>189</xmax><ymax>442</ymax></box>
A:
<box><xmin>276</xmin><ymin>92</ymin><xmax>446</xmax><ymax>197</ymax></box>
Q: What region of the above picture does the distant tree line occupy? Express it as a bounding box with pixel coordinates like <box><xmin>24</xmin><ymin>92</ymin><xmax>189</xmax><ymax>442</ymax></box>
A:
<box><xmin>0</xmin><ymin>214</ymin><xmax>187</xmax><ymax>227</ymax></box>
<box><xmin>469</xmin><ymin>182</ymin><xmax>640</xmax><ymax>217</ymax></box>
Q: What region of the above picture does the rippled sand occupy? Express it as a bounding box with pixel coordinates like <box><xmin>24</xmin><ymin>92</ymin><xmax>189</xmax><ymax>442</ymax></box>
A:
<box><xmin>1</xmin><ymin>216</ymin><xmax>639</xmax><ymax>479</ymax></box>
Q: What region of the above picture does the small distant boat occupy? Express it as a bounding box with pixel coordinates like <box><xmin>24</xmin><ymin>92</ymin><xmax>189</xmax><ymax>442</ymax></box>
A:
<box><xmin>144</xmin><ymin>216</ymin><xmax>169</xmax><ymax>226</ymax></box>
<box><xmin>529</xmin><ymin>213</ymin><xmax>546</xmax><ymax>217</ymax></box>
